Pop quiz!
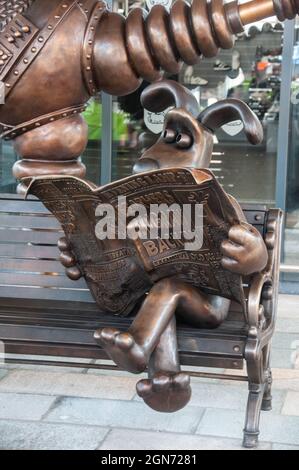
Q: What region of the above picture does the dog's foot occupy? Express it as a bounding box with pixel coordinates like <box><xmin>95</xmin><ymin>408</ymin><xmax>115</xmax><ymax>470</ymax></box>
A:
<box><xmin>94</xmin><ymin>328</ymin><xmax>147</xmax><ymax>373</ymax></box>
<box><xmin>136</xmin><ymin>372</ymin><xmax>191</xmax><ymax>412</ymax></box>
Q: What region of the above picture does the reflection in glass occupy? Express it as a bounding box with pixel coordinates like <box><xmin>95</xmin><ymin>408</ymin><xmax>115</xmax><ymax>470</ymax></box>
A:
<box><xmin>180</xmin><ymin>18</ymin><xmax>283</xmax><ymax>205</ymax></box>
<box><xmin>112</xmin><ymin>4</ymin><xmax>284</xmax><ymax>208</ymax></box>
<box><xmin>285</xmin><ymin>21</ymin><xmax>299</xmax><ymax>267</ymax></box>
<box><xmin>0</xmin><ymin>140</ymin><xmax>17</xmax><ymax>193</ymax></box>
<box><xmin>78</xmin><ymin>95</ymin><xmax>103</xmax><ymax>186</ymax></box>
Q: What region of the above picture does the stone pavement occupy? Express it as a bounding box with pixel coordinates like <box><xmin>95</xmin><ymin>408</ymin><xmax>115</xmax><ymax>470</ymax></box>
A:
<box><xmin>0</xmin><ymin>294</ymin><xmax>298</xmax><ymax>450</ymax></box>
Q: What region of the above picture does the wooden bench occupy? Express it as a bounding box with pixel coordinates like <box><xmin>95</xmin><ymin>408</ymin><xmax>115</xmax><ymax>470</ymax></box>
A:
<box><xmin>0</xmin><ymin>193</ymin><xmax>282</xmax><ymax>448</ymax></box>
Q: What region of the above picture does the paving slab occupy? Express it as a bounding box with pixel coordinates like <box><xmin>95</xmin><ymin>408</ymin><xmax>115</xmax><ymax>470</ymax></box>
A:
<box><xmin>99</xmin><ymin>428</ymin><xmax>271</xmax><ymax>451</ymax></box>
<box><xmin>272</xmin><ymin>443</ymin><xmax>299</xmax><ymax>450</ymax></box>
<box><xmin>0</xmin><ymin>392</ymin><xmax>57</xmax><ymax>421</ymax></box>
<box><xmin>271</xmin><ymin>348</ymin><xmax>295</xmax><ymax>369</ymax></box>
<box><xmin>45</xmin><ymin>397</ymin><xmax>204</xmax><ymax>434</ymax></box>
<box><xmin>196</xmin><ymin>408</ymin><xmax>299</xmax><ymax>446</ymax></box>
<box><xmin>0</xmin><ymin>420</ymin><xmax>108</xmax><ymax>450</ymax></box>
<box><xmin>87</xmin><ymin>360</ymin><xmax>147</xmax><ymax>379</ymax></box>
<box><xmin>270</xmin><ymin>370</ymin><xmax>299</xmax><ymax>392</ymax></box>
<box><xmin>277</xmin><ymin>296</ymin><xmax>299</xmax><ymax>319</ymax></box>
<box><xmin>281</xmin><ymin>392</ymin><xmax>299</xmax><ymax>416</ymax></box>
<box><xmin>0</xmin><ymin>369</ymin><xmax>8</xmax><ymax>381</ymax></box>
<box><xmin>0</xmin><ymin>370</ymin><xmax>137</xmax><ymax>401</ymax></box>
<box><xmin>190</xmin><ymin>382</ymin><xmax>285</xmax><ymax>413</ymax></box>
<box><xmin>272</xmin><ymin>332</ymin><xmax>299</xmax><ymax>350</ymax></box>
<box><xmin>275</xmin><ymin>318</ymin><xmax>299</xmax><ymax>334</ymax></box>
<box><xmin>3</xmin><ymin>354</ymin><xmax>90</xmax><ymax>373</ymax></box>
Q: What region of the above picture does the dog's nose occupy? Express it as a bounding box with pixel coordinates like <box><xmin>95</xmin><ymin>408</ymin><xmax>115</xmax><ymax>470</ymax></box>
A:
<box><xmin>133</xmin><ymin>158</ymin><xmax>159</xmax><ymax>174</ymax></box>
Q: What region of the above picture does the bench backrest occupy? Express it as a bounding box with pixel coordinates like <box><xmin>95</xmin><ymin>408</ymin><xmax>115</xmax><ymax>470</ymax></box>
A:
<box><xmin>0</xmin><ymin>194</ymin><xmax>269</xmax><ymax>310</ymax></box>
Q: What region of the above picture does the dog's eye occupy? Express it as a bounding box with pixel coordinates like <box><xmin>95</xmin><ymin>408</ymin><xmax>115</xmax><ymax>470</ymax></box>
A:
<box><xmin>176</xmin><ymin>133</ymin><xmax>193</xmax><ymax>149</ymax></box>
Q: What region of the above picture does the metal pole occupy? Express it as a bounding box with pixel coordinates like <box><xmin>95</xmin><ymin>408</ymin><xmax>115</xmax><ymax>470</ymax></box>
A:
<box><xmin>100</xmin><ymin>0</ymin><xmax>113</xmax><ymax>185</ymax></box>
<box><xmin>101</xmin><ymin>92</ymin><xmax>113</xmax><ymax>185</ymax></box>
<box><xmin>239</xmin><ymin>0</ymin><xmax>275</xmax><ymax>25</ymax></box>
<box><xmin>276</xmin><ymin>20</ymin><xmax>295</xmax><ymax>212</ymax></box>
<box><xmin>276</xmin><ymin>19</ymin><xmax>295</xmax><ymax>264</ymax></box>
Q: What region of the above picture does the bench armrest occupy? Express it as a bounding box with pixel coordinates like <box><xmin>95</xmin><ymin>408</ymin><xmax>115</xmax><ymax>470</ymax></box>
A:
<box><xmin>247</xmin><ymin>272</ymin><xmax>272</xmax><ymax>329</ymax></box>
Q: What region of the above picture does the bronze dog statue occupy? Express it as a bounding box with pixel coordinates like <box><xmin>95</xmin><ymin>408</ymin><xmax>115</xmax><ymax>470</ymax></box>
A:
<box><xmin>28</xmin><ymin>80</ymin><xmax>268</xmax><ymax>413</ymax></box>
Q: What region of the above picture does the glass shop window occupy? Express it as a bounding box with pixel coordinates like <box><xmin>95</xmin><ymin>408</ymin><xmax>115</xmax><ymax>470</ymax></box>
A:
<box><xmin>179</xmin><ymin>19</ymin><xmax>283</xmax><ymax>205</ymax></box>
<box><xmin>0</xmin><ymin>141</ymin><xmax>17</xmax><ymax>193</ymax></box>
<box><xmin>284</xmin><ymin>19</ymin><xmax>299</xmax><ymax>270</ymax></box>
<box><xmin>112</xmin><ymin>0</ymin><xmax>284</xmax><ymax>209</ymax></box>
<box><xmin>82</xmin><ymin>95</ymin><xmax>103</xmax><ymax>185</ymax></box>
<box><xmin>112</xmin><ymin>87</ymin><xmax>147</xmax><ymax>182</ymax></box>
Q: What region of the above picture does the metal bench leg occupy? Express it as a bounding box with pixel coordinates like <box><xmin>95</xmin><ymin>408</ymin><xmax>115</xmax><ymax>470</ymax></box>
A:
<box><xmin>243</xmin><ymin>334</ymin><xmax>267</xmax><ymax>448</ymax></box>
<box><xmin>243</xmin><ymin>381</ymin><xmax>265</xmax><ymax>448</ymax></box>
<box><xmin>262</xmin><ymin>370</ymin><xmax>273</xmax><ymax>411</ymax></box>
<box><xmin>261</xmin><ymin>343</ymin><xmax>273</xmax><ymax>412</ymax></box>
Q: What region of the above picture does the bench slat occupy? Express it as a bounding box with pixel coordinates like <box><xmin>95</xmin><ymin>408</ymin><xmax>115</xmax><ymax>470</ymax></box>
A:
<box><xmin>0</xmin><ymin>200</ymin><xmax>49</xmax><ymax>214</ymax></box>
<box><xmin>0</xmin><ymin>299</ymin><xmax>244</xmax><ymax>324</ymax></box>
<box><xmin>0</xmin><ymin>272</ymin><xmax>87</xmax><ymax>289</ymax></box>
<box><xmin>0</xmin><ymin>215</ymin><xmax>61</xmax><ymax>230</ymax></box>
<box><xmin>0</xmin><ymin>230</ymin><xmax>61</xmax><ymax>244</ymax></box>
<box><xmin>0</xmin><ymin>297</ymin><xmax>98</xmax><ymax>313</ymax></box>
<box><xmin>0</xmin><ymin>194</ymin><xmax>38</xmax><ymax>201</ymax></box>
<box><xmin>0</xmin><ymin>323</ymin><xmax>246</xmax><ymax>354</ymax></box>
<box><xmin>0</xmin><ymin>244</ymin><xmax>59</xmax><ymax>259</ymax></box>
<box><xmin>0</xmin><ymin>285</ymin><xmax>93</xmax><ymax>302</ymax></box>
<box><xmin>0</xmin><ymin>259</ymin><xmax>65</xmax><ymax>273</ymax></box>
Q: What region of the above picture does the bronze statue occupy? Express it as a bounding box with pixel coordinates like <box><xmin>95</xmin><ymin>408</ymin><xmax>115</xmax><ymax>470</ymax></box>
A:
<box><xmin>0</xmin><ymin>0</ymin><xmax>296</xmax><ymax>415</ymax></box>
<box><xmin>0</xmin><ymin>0</ymin><xmax>298</xmax><ymax>192</ymax></box>
<box><xmin>27</xmin><ymin>80</ymin><xmax>268</xmax><ymax>413</ymax></box>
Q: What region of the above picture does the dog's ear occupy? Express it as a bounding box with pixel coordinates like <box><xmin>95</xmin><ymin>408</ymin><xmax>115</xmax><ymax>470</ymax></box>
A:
<box><xmin>198</xmin><ymin>98</ymin><xmax>263</xmax><ymax>145</ymax></box>
<box><xmin>141</xmin><ymin>79</ymin><xmax>199</xmax><ymax>117</ymax></box>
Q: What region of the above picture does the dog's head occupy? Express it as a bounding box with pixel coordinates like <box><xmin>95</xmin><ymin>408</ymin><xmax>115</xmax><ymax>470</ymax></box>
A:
<box><xmin>133</xmin><ymin>80</ymin><xmax>263</xmax><ymax>174</ymax></box>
